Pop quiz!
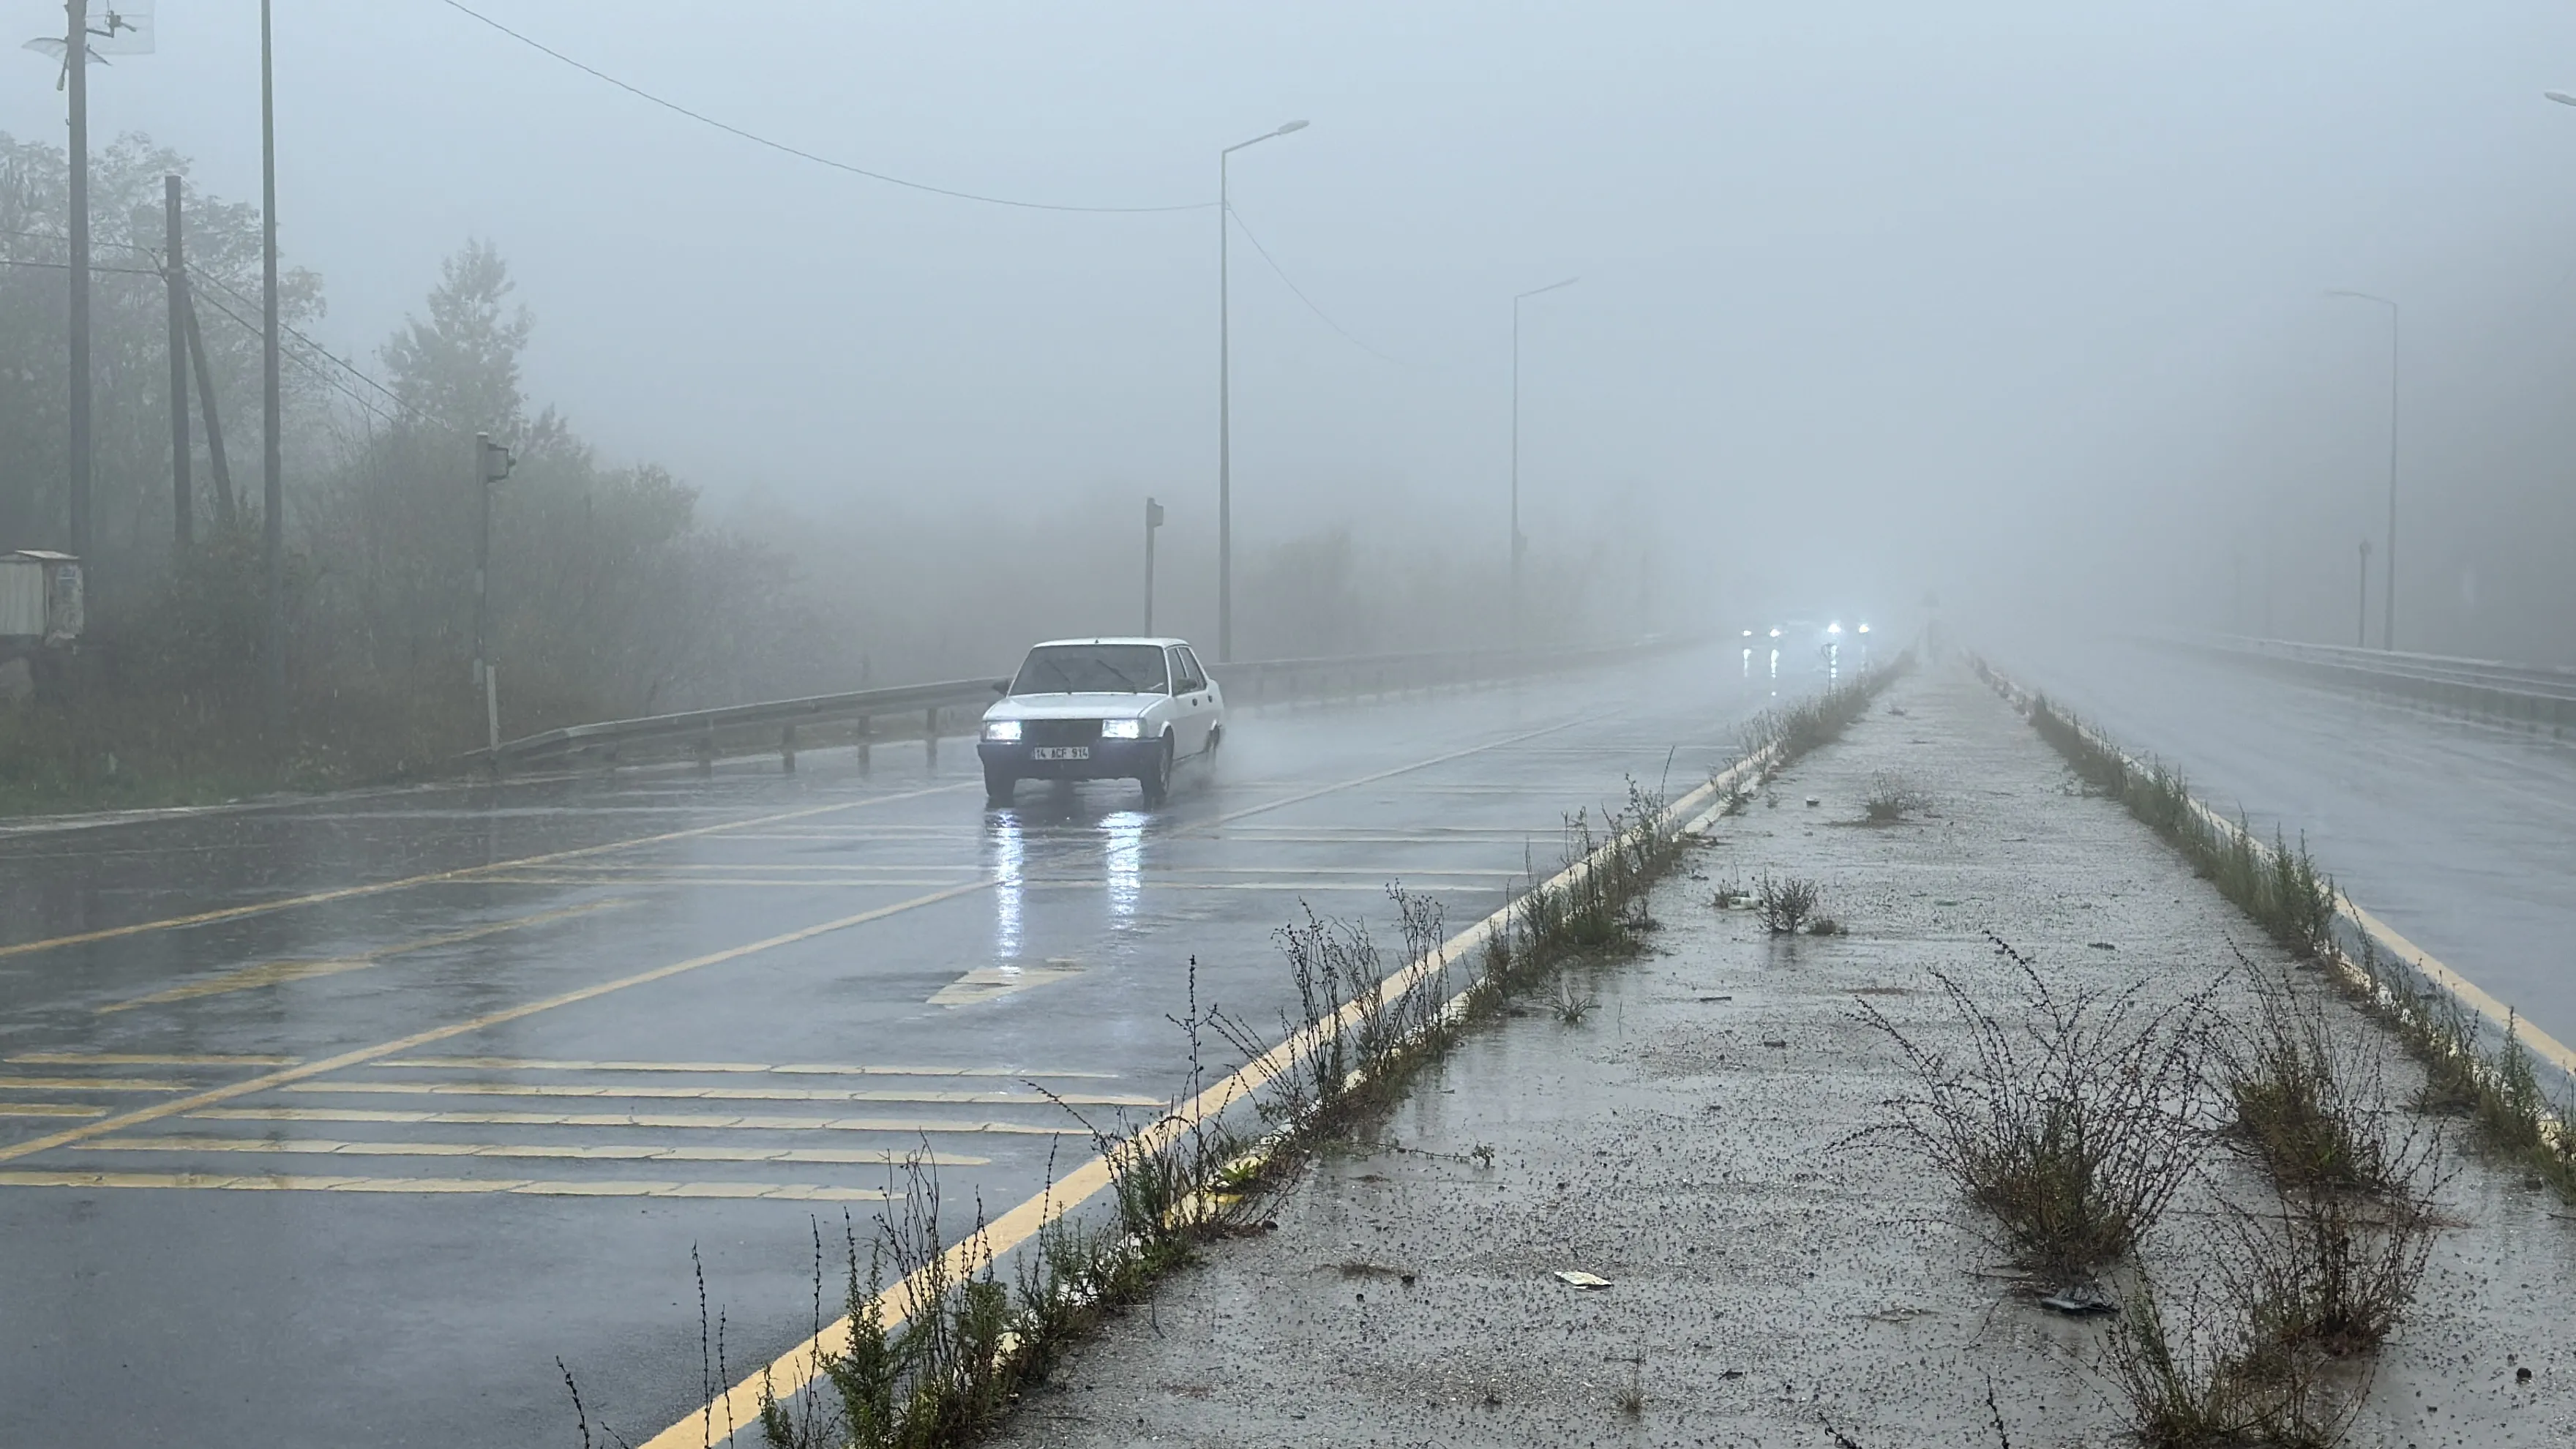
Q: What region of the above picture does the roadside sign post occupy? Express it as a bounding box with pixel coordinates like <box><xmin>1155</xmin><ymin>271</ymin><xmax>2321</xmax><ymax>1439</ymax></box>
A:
<box><xmin>474</xmin><ymin>431</ymin><xmax>516</xmax><ymax>757</ymax></box>
<box><xmin>1144</xmin><ymin>496</ymin><xmax>1164</xmax><ymax>635</ymax></box>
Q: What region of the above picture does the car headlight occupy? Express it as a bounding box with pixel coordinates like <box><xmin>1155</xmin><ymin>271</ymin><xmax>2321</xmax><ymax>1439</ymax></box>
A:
<box><xmin>1099</xmin><ymin>718</ymin><xmax>1142</xmax><ymax>740</ymax></box>
<box><xmin>983</xmin><ymin>720</ymin><xmax>1022</xmax><ymax>743</ymax></box>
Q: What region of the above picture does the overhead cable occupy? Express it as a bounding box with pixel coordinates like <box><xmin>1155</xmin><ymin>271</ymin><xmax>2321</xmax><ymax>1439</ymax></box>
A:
<box><xmin>433</xmin><ymin>0</ymin><xmax>1213</xmax><ymax>215</ymax></box>
<box><xmin>1227</xmin><ymin>206</ymin><xmax>1404</xmax><ymax>367</ymax></box>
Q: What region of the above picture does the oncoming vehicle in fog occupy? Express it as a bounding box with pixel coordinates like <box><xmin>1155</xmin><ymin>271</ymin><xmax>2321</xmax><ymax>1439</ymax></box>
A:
<box><xmin>977</xmin><ymin>637</ymin><xmax>1225</xmax><ymax>808</ymax></box>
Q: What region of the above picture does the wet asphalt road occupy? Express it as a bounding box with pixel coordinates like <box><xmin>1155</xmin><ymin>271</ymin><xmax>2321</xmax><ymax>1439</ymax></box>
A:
<box><xmin>2002</xmin><ymin>635</ymin><xmax>2576</xmax><ymax>1057</ymax></box>
<box><xmin>0</xmin><ymin>646</ymin><xmax>1796</xmax><ymax>1449</ymax></box>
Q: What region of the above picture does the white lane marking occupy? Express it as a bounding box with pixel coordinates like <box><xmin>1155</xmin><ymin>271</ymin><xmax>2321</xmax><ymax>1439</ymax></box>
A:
<box><xmin>0</xmin><ymin>1169</ymin><xmax>890</xmax><ymax>1200</ymax></box>
<box><xmin>71</xmin><ymin>1137</ymin><xmax>991</xmax><ymax>1167</ymax></box>
<box><xmin>276</xmin><ymin>1080</ymin><xmax>1156</xmax><ymax>1107</ymax></box>
<box><xmin>375</xmin><ymin>1057</ymin><xmax>1118</xmax><ymax>1079</ymax></box>
<box><xmin>186</xmin><ymin>1107</ymin><xmax>1074</xmax><ymax>1135</ymax></box>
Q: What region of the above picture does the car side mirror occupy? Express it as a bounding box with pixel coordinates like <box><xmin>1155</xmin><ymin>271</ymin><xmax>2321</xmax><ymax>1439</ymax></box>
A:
<box><xmin>991</xmin><ymin>681</ymin><xmax>1010</xmax><ymax>696</ymax></box>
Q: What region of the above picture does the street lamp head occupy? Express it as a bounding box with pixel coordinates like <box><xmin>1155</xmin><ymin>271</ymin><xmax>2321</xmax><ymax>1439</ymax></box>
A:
<box><xmin>1275</xmin><ymin>119</ymin><xmax>1309</xmax><ymax>135</ymax></box>
<box><xmin>2324</xmin><ymin>288</ymin><xmax>2394</xmax><ymax>308</ymax></box>
<box><xmin>2547</xmin><ymin>91</ymin><xmax>2576</xmax><ymax>108</ymax></box>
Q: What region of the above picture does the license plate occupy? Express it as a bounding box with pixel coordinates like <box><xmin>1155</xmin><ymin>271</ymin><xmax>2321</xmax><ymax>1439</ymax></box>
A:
<box><xmin>1031</xmin><ymin>746</ymin><xmax>1090</xmax><ymax>761</ymax></box>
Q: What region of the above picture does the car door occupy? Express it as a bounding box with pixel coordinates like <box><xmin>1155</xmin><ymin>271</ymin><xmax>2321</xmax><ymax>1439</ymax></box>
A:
<box><xmin>1165</xmin><ymin>646</ymin><xmax>1210</xmax><ymax>755</ymax></box>
<box><xmin>1179</xmin><ymin>646</ymin><xmax>1221</xmax><ymax>746</ymax></box>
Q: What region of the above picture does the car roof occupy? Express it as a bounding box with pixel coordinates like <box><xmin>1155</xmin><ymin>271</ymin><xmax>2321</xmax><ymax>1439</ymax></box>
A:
<box><xmin>1027</xmin><ymin>637</ymin><xmax>1192</xmax><ymax>648</ymax></box>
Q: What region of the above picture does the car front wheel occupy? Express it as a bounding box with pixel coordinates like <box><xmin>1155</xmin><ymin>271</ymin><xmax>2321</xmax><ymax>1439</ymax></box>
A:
<box><xmin>983</xmin><ymin>765</ymin><xmax>1016</xmax><ymax>807</ymax></box>
<box><xmin>1137</xmin><ymin>735</ymin><xmax>1174</xmax><ymax>806</ymax></box>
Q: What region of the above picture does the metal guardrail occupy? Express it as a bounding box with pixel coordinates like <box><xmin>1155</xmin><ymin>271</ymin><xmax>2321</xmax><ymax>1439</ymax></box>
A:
<box><xmin>475</xmin><ymin>636</ymin><xmax>1692</xmax><ymax>775</ymax></box>
<box><xmin>2168</xmin><ymin>634</ymin><xmax>2576</xmax><ymax>733</ymax></box>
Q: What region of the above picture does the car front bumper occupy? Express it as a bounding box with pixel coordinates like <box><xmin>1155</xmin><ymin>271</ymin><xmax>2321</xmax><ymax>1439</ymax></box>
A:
<box><xmin>978</xmin><ymin>738</ymin><xmax>1160</xmax><ymax>780</ymax></box>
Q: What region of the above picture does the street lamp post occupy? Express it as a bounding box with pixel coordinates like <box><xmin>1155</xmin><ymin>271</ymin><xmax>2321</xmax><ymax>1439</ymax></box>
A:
<box><xmin>1510</xmin><ymin>277</ymin><xmax>1578</xmax><ymax>649</ymax></box>
<box><xmin>261</xmin><ymin>0</ymin><xmax>287</xmax><ymax>728</ymax></box>
<box><xmin>2324</xmin><ymin>289</ymin><xmax>2397</xmax><ymax>650</ymax></box>
<box><xmin>2356</xmin><ymin>539</ymin><xmax>2371</xmax><ymax>648</ymax></box>
<box><xmin>1216</xmin><ymin>118</ymin><xmax>1307</xmax><ymax>664</ymax></box>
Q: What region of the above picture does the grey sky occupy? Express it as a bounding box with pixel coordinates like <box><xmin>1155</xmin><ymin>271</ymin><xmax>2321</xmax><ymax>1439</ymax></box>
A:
<box><xmin>9</xmin><ymin>1</ymin><xmax>2576</xmax><ymax>646</ymax></box>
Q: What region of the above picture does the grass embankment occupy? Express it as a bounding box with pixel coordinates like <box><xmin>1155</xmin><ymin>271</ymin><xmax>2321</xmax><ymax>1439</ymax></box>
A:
<box><xmin>607</xmin><ymin>659</ymin><xmax>1910</xmax><ymax>1449</ymax></box>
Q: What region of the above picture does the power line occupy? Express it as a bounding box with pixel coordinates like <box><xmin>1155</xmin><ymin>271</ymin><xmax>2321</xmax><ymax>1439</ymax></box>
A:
<box><xmin>432</xmin><ymin>0</ymin><xmax>1213</xmax><ymax>216</ymax></box>
<box><xmin>193</xmin><ymin>287</ymin><xmax>402</xmax><ymax>428</ymax></box>
<box><xmin>1226</xmin><ymin>205</ymin><xmax>1404</xmax><ymax>367</ymax></box>
<box><xmin>7</xmin><ymin>223</ymin><xmax>425</xmax><ymax>416</ymax></box>
<box><xmin>0</xmin><ymin>256</ymin><xmax>162</xmax><ymax>277</ymax></box>
<box><xmin>183</xmin><ymin>264</ymin><xmax>444</xmax><ymax>427</ymax></box>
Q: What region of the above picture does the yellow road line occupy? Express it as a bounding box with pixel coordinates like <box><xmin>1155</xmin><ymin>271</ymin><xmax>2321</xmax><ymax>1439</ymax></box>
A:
<box><xmin>1980</xmin><ymin>662</ymin><xmax>2576</xmax><ymax>1080</ymax></box>
<box><xmin>0</xmin><ymin>1168</ymin><xmax>888</xmax><ymax>1200</ymax></box>
<box><xmin>644</xmin><ymin>742</ymin><xmax>1772</xmax><ymax>1449</ymax></box>
<box><xmin>2342</xmin><ymin>901</ymin><xmax>2576</xmax><ymax>1075</ymax></box>
<box><xmin>0</xmin><ymin>881</ymin><xmax>994</xmax><ymax>1167</ymax></box>
<box><xmin>97</xmin><ymin>900</ymin><xmax>636</xmax><ymax>1015</ymax></box>
<box><xmin>71</xmin><ymin>1138</ymin><xmax>991</xmax><ymax>1167</ymax></box>
<box><xmin>7</xmin><ymin>1052</ymin><xmax>304</xmax><ymax>1067</ymax></box>
<box><xmin>378</xmin><ymin>1057</ymin><xmax>1120</xmax><ymax>1079</ymax></box>
<box><xmin>185</xmin><ymin>1107</ymin><xmax>1073</xmax><ymax>1136</ymax></box>
<box><xmin>278</xmin><ymin>1081</ymin><xmax>1158</xmax><ymax>1107</ymax></box>
<box><xmin>0</xmin><ymin>1077</ymin><xmax>191</xmax><ymax>1093</ymax></box>
<box><xmin>0</xmin><ymin>1104</ymin><xmax>109</xmax><ymax>1117</ymax></box>
<box><xmin>0</xmin><ymin>782</ymin><xmax>967</xmax><ymax>962</ymax></box>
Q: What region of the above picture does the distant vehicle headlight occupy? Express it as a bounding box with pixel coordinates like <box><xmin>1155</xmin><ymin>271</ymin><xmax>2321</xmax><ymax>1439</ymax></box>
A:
<box><xmin>1828</xmin><ymin>621</ymin><xmax>1843</xmax><ymax>634</ymax></box>
<box><xmin>1768</xmin><ymin>627</ymin><xmax>1781</xmax><ymax>638</ymax></box>
<box><xmin>1858</xmin><ymin>622</ymin><xmax>1871</xmax><ymax>634</ymax></box>
<box><xmin>983</xmin><ymin>720</ymin><xmax>1022</xmax><ymax>743</ymax></box>
<box><xmin>1100</xmin><ymin>718</ymin><xmax>1143</xmax><ymax>740</ymax></box>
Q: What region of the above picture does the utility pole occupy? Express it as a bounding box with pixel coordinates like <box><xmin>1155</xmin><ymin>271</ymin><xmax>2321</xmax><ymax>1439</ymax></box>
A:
<box><xmin>474</xmin><ymin>431</ymin><xmax>515</xmax><ymax>754</ymax></box>
<box><xmin>164</xmin><ymin>173</ymin><xmax>190</xmax><ymax>548</ymax></box>
<box><xmin>261</xmin><ymin>0</ymin><xmax>285</xmax><ymax>731</ymax></box>
<box><xmin>2356</xmin><ymin>539</ymin><xmax>2370</xmax><ymax>648</ymax></box>
<box><xmin>66</xmin><ymin>0</ymin><xmax>91</xmax><ymax>566</ymax></box>
<box><xmin>181</xmin><ymin>290</ymin><xmax>236</xmax><ymax>527</ymax></box>
<box><xmin>1216</xmin><ymin>119</ymin><xmax>1306</xmax><ymax>664</ymax></box>
<box><xmin>1143</xmin><ymin>495</ymin><xmax>1164</xmax><ymax>634</ymax></box>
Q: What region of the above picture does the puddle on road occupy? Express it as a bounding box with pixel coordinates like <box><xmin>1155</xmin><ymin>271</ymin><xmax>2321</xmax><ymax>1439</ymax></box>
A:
<box><xmin>929</xmin><ymin>959</ymin><xmax>1082</xmax><ymax>1006</ymax></box>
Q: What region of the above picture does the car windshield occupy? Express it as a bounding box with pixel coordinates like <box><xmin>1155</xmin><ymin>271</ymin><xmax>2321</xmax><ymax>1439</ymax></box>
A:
<box><xmin>1010</xmin><ymin>644</ymin><xmax>1169</xmax><ymax>696</ymax></box>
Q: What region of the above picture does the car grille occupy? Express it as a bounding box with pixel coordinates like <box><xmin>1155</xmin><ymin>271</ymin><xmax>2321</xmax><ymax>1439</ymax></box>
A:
<box><xmin>1022</xmin><ymin>719</ymin><xmax>1102</xmax><ymax>746</ymax></box>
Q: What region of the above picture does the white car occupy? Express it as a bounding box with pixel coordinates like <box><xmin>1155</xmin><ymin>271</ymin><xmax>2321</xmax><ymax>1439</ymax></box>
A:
<box><xmin>977</xmin><ymin>637</ymin><xmax>1225</xmax><ymax>807</ymax></box>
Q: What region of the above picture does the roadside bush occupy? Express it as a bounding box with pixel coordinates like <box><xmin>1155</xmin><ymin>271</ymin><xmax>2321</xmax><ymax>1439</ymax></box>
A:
<box><xmin>1862</xmin><ymin>770</ymin><xmax>1931</xmax><ymax>822</ymax></box>
<box><xmin>1862</xmin><ymin>935</ymin><xmax>2220</xmax><ymax>1286</ymax></box>
<box><xmin>1756</xmin><ymin>874</ymin><xmax>1821</xmax><ymax>935</ymax></box>
<box><xmin>2222</xmin><ymin>960</ymin><xmax>2444</xmax><ymax>1199</ymax></box>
